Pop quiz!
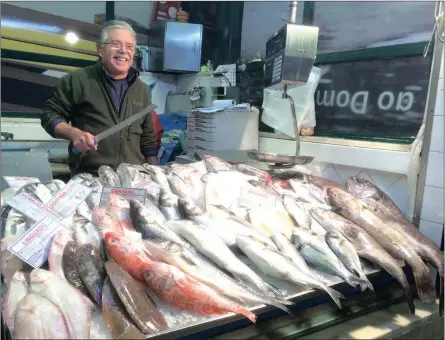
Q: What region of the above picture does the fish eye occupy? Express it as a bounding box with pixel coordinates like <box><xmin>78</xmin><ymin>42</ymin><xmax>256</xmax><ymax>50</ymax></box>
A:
<box><xmin>144</xmin><ymin>272</ymin><xmax>151</xmax><ymax>279</ymax></box>
<box><xmin>109</xmin><ymin>238</ymin><xmax>117</xmax><ymax>244</ymax></box>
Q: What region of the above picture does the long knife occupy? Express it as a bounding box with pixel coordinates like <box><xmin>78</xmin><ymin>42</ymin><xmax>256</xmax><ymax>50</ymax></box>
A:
<box><xmin>72</xmin><ymin>103</ymin><xmax>157</xmax><ymax>155</ymax></box>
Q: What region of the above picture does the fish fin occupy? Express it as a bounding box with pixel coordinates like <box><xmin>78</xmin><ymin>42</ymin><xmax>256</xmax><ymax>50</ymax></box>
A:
<box><xmin>324</xmin><ymin>286</ymin><xmax>344</xmax><ymax>309</ymax></box>
<box><xmin>412</xmin><ymin>265</ymin><xmax>437</xmax><ymax>304</ymax></box>
<box><xmin>361</xmin><ymin>276</ymin><xmax>374</xmax><ymax>292</ymax></box>
<box><xmin>266</xmin><ymin>300</ymin><xmax>294</xmax><ymax>316</ymax></box>
<box><xmin>276</xmin><ymin>297</ymin><xmax>294</xmax><ymax>306</ymax></box>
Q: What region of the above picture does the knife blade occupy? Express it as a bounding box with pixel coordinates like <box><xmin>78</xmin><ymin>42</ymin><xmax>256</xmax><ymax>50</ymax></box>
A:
<box><xmin>72</xmin><ymin>103</ymin><xmax>157</xmax><ymax>155</ymax></box>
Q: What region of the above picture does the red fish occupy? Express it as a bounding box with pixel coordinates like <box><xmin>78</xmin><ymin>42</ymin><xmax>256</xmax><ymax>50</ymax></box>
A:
<box><xmin>103</xmin><ymin>231</ymin><xmax>151</xmax><ymax>281</ymax></box>
<box><xmin>140</xmin><ymin>261</ymin><xmax>257</xmax><ymax>323</ymax></box>
<box><xmin>92</xmin><ymin>207</ymin><xmax>124</xmax><ymax>235</ymax></box>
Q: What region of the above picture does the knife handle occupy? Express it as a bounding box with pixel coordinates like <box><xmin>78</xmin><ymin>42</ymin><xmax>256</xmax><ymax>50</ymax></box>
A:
<box><xmin>72</xmin><ymin>137</ymin><xmax>97</xmax><ymax>155</ymax></box>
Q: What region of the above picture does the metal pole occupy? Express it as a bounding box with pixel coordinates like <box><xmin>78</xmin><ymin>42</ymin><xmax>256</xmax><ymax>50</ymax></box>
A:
<box><xmin>289</xmin><ymin>1</ymin><xmax>298</xmax><ymax>24</ymax></box>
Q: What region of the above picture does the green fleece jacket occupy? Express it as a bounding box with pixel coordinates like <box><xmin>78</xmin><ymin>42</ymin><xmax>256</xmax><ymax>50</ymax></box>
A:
<box><xmin>41</xmin><ymin>62</ymin><xmax>157</xmax><ymax>175</ymax></box>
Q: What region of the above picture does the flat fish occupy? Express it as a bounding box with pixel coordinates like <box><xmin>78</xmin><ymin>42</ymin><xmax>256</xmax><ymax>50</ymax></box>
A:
<box><xmin>76</xmin><ymin>244</ymin><xmax>106</xmax><ymax>306</ymax></box>
<box><xmin>101</xmin><ymin>277</ymin><xmax>146</xmax><ymax>339</ymax></box>
<box><xmin>29</xmin><ymin>269</ymin><xmax>93</xmax><ymax>339</ymax></box>
<box><xmin>2</xmin><ymin>270</ymin><xmax>29</xmax><ymax>333</ymax></box>
<box><xmin>48</xmin><ymin>228</ymin><xmax>74</xmax><ymax>280</ymax></box>
<box><xmin>13</xmin><ymin>294</ymin><xmax>70</xmax><ymax>339</ymax></box>
<box><xmin>105</xmin><ymin>261</ymin><xmax>168</xmax><ymax>335</ymax></box>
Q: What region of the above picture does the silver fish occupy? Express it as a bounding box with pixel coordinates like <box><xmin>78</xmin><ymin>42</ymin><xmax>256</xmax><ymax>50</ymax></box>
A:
<box><xmin>288</xmin><ymin>180</ymin><xmax>335</xmax><ymax>210</ymax></box>
<box><xmin>158</xmin><ymin>190</ymin><xmax>182</xmax><ymax>220</ymax></box>
<box><xmin>325</xmin><ymin>230</ymin><xmax>373</xmax><ymax>291</ymax></box>
<box><xmin>143</xmin><ymin>165</ymin><xmax>172</xmax><ymax>194</ymax></box>
<box><xmin>167</xmin><ymin>219</ymin><xmax>283</xmax><ymax>299</ymax></box>
<box><xmin>117</xmin><ymin>163</ymin><xmax>151</xmax><ymax>188</ymax></box>
<box><xmin>236</xmin><ymin>235</ymin><xmax>344</xmax><ymax>309</ymax></box>
<box><xmin>143</xmin><ymin>238</ymin><xmax>293</xmax><ymax>313</ymax></box>
<box><xmin>3</xmin><ymin>207</ymin><xmax>30</xmax><ymax>238</ymax></box>
<box><xmin>202</xmin><ymin>154</ymin><xmax>234</xmax><ymax>172</ymax></box>
<box><xmin>135</xmin><ymin>180</ymin><xmax>162</xmax><ymax>206</ymax></box>
<box><xmin>98</xmin><ymin>165</ymin><xmax>121</xmax><ymax>187</ymax></box>
<box><xmin>282</xmin><ymin>194</ymin><xmax>312</xmax><ymax>229</ymax></box>
<box><xmin>2</xmin><ymin>270</ymin><xmax>29</xmax><ymax>333</ymax></box>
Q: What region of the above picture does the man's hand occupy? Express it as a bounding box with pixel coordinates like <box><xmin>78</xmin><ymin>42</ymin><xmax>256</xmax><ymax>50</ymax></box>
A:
<box><xmin>54</xmin><ymin>123</ymin><xmax>97</xmax><ymax>153</ymax></box>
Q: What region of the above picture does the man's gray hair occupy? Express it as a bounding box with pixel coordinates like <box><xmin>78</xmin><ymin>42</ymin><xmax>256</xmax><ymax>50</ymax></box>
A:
<box><xmin>99</xmin><ymin>20</ymin><xmax>136</xmax><ymax>45</ymax></box>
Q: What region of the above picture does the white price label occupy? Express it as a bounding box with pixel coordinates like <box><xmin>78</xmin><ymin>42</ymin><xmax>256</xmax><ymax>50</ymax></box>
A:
<box><xmin>3</xmin><ymin>176</ymin><xmax>40</xmax><ymax>190</ymax></box>
<box><xmin>5</xmin><ymin>193</ymin><xmax>61</xmax><ymax>222</ymax></box>
<box><xmin>99</xmin><ymin>187</ymin><xmax>147</xmax><ymax>207</ymax></box>
<box><xmin>8</xmin><ymin>214</ymin><xmax>71</xmax><ymax>268</ymax></box>
<box><xmin>46</xmin><ymin>180</ymin><xmax>92</xmax><ymax>218</ymax></box>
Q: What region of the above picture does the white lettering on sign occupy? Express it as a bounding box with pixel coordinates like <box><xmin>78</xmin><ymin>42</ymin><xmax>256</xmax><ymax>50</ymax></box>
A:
<box><xmin>316</xmin><ymin>89</ymin><xmax>416</xmax><ymax>113</ymax></box>
<box><xmin>46</xmin><ymin>180</ymin><xmax>92</xmax><ymax>218</ymax></box>
<box><xmin>396</xmin><ymin>92</ymin><xmax>414</xmax><ymax>111</ymax></box>
<box><xmin>350</xmin><ymin>91</ymin><xmax>369</xmax><ymax>114</ymax></box>
<box><xmin>8</xmin><ymin>214</ymin><xmax>71</xmax><ymax>268</ymax></box>
<box><xmin>377</xmin><ymin>91</ymin><xmax>395</xmax><ymax>110</ymax></box>
<box><xmin>336</xmin><ymin>90</ymin><xmax>350</xmax><ymax>108</ymax></box>
<box><xmin>3</xmin><ymin>176</ymin><xmax>40</xmax><ymax>190</ymax></box>
<box><xmin>99</xmin><ymin>187</ymin><xmax>147</xmax><ymax>207</ymax></box>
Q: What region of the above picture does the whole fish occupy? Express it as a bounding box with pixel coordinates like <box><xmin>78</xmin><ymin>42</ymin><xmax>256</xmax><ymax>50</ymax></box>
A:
<box><xmin>13</xmin><ymin>294</ymin><xmax>70</xmax><ymax>339</ymax></box>
<box><xmin>92</xmin><ymin>207</ymin><xmax>124</xmax><ymax>235</ymax></box>
<box><xmin>346</xmin><ymin>176</ymin><xmax>444</xmax><ymax>314</ymax></box>
<box><xmin>99</xmin><ymin>165</ymin><xmax>122</xmax><ymax>187</ymax></box>
<box><xmin>73</xmin><ymin>214</ymin><xmax>106</xmax><ymax>259</ymax></box>
<box><xmin>169</xmin><ymin>162</ymin><xmax>207</xmax><ymax>209</ymax></box>
<box><xmin>206</xmin><ymin>204</ymin><xmax>278</xmax><ymax>250</ymax></box>
<box><xmin>325</xmin><ymin>230</ymin><xmax>373</xmax><ymax>291</ymax></box>
<box><xmin>234</xmin><ymin>163</ymin><xmax>273</xmax><ymax>186</ymax></box>
<box><xmin>29</xmin><ymin>269</ymin><xmax>93</xmax><ymax>339</ymax></box>
<box><xmin>140</xmin><ymin>260</ymin><xmax>257</xmax><ymax>323</ymax></box>
<box><xmin>236</xmin><ymin>235</ymin><xmax>344</xmax><ymax>309</ymax></box>
<box><xmin>288</xmin><ymin>180</ymin><xmax>335</xmax><ymax>210</ymax></box>
<box><xmin>202</xmin><ymin>154</ymin><xmax>234</xmax><ymax>172</ymax></box>
<box><xmin>1</xmin><ymin>237</ymin><xmax>23</xmax><ymax>286</ymax></box>
<box><xmin>178</xmin><ymin>198</ymin><xmax>238</xmax><ymax>248</ymax></box>
<box><xmin>271</xmin><ymin>232</ymin><xmax>314</xmax><ymax>277</ymax></box>
<box><xmin>311</xmin><ymin>207</ymin><xmax>416</xmax><ymax>314</ymax></box>
<box><xmin>2</xmin><ymin>270</ymin><xmax>29</xmax><ymax>333</ymax></box>
<box><xmin>143</xmin><ymin>238</ymin><xmax>292</xmax><ymax>313</ymax></box>
<box><xmin>104</xmin><ymin>231</ymin><xmax>155</xmax><ymax>280</ymax></box>
<box><xmin>293</xmin><ymin>228</ymin><xmax>369</xmax><ymax>290</ymax></box>
<box><xmin>62</xmin><ymin>241</ymin><xmax>92</xmax><ymax>298</ymax></box>
<box><xmin>101</xmin><ymin>277</ymin><xmax>145</xmax><ymax>339</ymax></box>
<box><xmin>106</xmin><ymin>193</ymin><xmax>134</xmax><ymax>230</ymax></box>
<box><xmin>48</xmin><ymin>228</ymin><xmax>74</xmax><ymax>280</ymax></box>
<box><xmin>158</xmin><ymin>190</ymin><xmax>182</xmax><ymax>220</ymax></box>
<box><xmin>128</xmin><ymin>199</ymin><xmax>185</xmax><ymax>246</ymax></box>
<box><xmin>76</xmin><ymin>244</ymin><xmax>106</xmax><ymax>306</ymax></box>
<box><xmin>143</xmin><ymin>164</ymin><xmax>172</xmax><ymax>194</ymax></box>
<box><xmin>86</xmin><ymin>178</ymin><xmax>103</xmax><ymax>208</ymax></box>
<box><xmin>135</xmin><ymin>179</ymin><xmax>162</xmax><ymax>206</ymax></box>
<box><xmin>117</xmin><ymin>163</ymin><xmax>151</xmax><ymax>188</ymax></box>
<box><xmin>326</xmin><ymin>188</ymin><xmax>436</xmax><ymax>304</ymax></box>
<box><xmin>282</xmin><ymin>194</ymin><xmax>312</xmax><ymax>229</ymax></box>
<box><xmin>167</xmin><ymin>220</ymin><xmax>283</xmax><ymax>299</ymax></box>
<box><xmin>105</xmin><ymin>261</ymin><xmax>168</xmax><ymax>334</ymax></box>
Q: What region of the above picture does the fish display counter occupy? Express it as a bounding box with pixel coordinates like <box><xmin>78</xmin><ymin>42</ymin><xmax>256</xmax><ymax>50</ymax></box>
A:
<box><xmin>0</xmin><ymin>155</ymin><xmax>442</xmax><ymax>340</ymax></box>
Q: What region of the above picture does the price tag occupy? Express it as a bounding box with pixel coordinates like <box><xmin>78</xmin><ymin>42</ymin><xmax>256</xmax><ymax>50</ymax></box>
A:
<box><xmin>8</xmin><ymin>214</ymin><xmax>71</xmax><ymax>268</ymax></box>
<box><xmin>99</xmin><ymin>187</ymin><xmax>147</xmax><ymax>207</ymax></box>
<box><xmin>5</xmin><ymin>193</ymin><xmax>62</xmax><ymax>222</ymax></box>
<box><xmin>3</xmin><ymin>176</ymin><xmax>40</xmax><ymax>190</ymax></box>
<box><xmin>46</xmin><ymin>180</ymin><xmax>92</xmax><ymax>218</ymax></box>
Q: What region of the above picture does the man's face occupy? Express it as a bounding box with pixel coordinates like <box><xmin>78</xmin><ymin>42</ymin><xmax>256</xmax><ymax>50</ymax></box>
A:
<box><xmin>98</xmin><ymin>28</ymin><xmax>135</xmax><ymax>79</ymax></box>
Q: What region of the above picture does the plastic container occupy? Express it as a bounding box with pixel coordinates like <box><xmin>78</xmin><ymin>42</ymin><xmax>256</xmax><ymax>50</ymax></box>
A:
<box><xmin>261</xmin><ymin>66</ymin><xmax>321</xmax><ymax>138</ymax></box>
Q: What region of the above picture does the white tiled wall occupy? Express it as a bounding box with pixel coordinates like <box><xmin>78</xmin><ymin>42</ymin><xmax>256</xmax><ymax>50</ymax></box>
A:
<box><xmin>419</xmin><ymin>46</ymin><xmax>444</xmax><ymax>248</ymax></box>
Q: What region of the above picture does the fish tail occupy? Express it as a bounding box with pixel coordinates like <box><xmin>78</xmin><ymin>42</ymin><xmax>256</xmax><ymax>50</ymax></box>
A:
<box><xmin>236</xmin><ymin>307</ymin><xmax>257</xmax><ymax>323</ymax></box>
<box><xmin>276</xmin><ymin>297</ymin><xmax>294</xmax><ymax>306</ymax></box>
<box><xmin>266</xmin><ymin>299</ymin><xmax>294</xmax><ymax>316</ymax></box>
<box><xmin>323</xmin><ymin>286</ymin><xmax>344</xmax><ymax>309</ymax></box>
<box><xmin>412</xmin><ymin>262</ymin><xmax>436</xmax><ymax>304</ymax></box>
<box><xmin>360</xmin><ymin>275</ymin><xmax>374</xmax><ymax>292</ymax></box>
